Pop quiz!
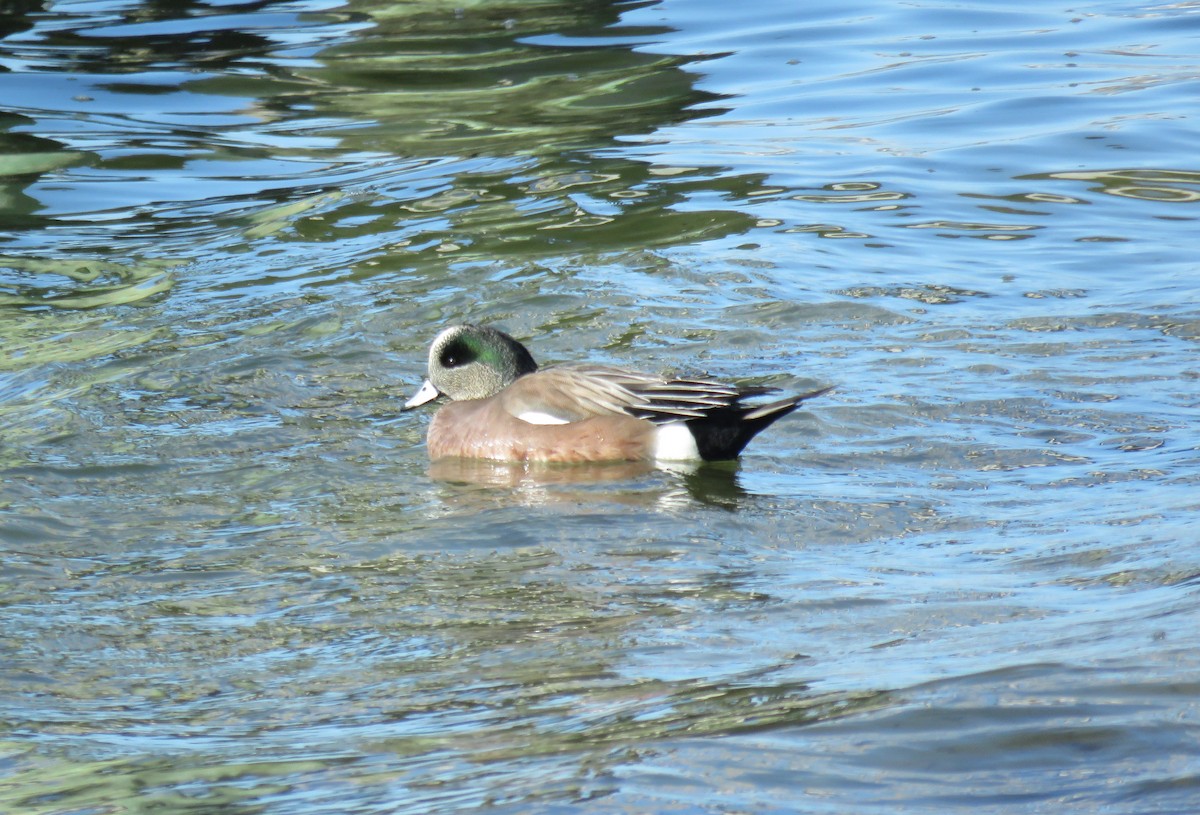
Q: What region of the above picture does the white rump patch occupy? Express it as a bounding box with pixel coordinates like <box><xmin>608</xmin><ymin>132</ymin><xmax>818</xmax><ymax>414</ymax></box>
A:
<box><xmin>517</xmin><ymin>410</ymin><xmax>571</xmax><ymax>426</ymax></box>
<box><xmin>653</xmin><ymin>421</ymin><xmax>701</xmax><ymax>461</ymax></box>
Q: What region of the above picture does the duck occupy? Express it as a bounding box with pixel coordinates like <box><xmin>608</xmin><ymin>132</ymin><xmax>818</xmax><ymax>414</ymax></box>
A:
<box><xmin>402</xmin><ymin>324</ymin><xmax>830</xmax><ymax>464</ymax></box>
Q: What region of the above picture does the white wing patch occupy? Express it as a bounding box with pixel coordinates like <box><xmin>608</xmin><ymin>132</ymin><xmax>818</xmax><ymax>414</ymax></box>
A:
<box><xmin>653</xmin><ymin>421</ymin><xmax>701</xmax><ymax>461</ymax></box>
<box><xmin>517</xmin><ymin>410</ymin><xmax>571</xmax><ymax>426</ymax></box>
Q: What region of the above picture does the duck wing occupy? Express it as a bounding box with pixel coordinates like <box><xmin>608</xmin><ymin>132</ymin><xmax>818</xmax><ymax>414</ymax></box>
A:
<box><xmin>498</xmin><ymin>364</ymin><xmax>784</xmax><ymax>425</ymax></box>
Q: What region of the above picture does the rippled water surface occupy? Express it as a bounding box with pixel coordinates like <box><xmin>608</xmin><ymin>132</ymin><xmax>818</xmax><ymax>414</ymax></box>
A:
<box><xmin>2</xmin><ymin>0</ymin><xmax>1199</xmax><ymax>812</ymax></box>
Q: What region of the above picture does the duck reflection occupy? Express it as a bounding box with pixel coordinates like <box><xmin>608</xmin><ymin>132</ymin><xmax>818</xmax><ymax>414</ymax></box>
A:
<box><xmin>427</xmin><ymin>457</ymin><xmax>751</xmax><ymax>509</ymax></box>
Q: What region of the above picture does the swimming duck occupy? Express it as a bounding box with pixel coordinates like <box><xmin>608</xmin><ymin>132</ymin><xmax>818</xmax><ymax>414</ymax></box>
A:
<box><xmin>403</xmin><ymin>324</ymin><xmax>830</xmax><ymax>464</ymax></box>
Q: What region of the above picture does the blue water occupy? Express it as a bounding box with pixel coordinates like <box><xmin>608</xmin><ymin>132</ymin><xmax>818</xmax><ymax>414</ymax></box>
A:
<box><xmin>1</xmin><ymin>0</ymin><xmax>1198</xmax><ymax>813</ymax></box>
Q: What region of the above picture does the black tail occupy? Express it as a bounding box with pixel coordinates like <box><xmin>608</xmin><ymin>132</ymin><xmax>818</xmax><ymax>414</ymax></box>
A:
<box><xmin>687</xmin><ymin>386</ymin><xmax>833</xmax><ymax>461</ymax></box>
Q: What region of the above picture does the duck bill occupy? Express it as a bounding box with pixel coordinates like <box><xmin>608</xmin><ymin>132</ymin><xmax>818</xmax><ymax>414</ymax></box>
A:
<box><xmin>402</xmin><ymin>379</ymin><xmax>442</xmax><ymax>410</ymax></box>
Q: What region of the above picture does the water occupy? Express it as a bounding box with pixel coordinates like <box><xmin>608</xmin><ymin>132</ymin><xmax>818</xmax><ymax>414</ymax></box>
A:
<box><xmin>2</xmin><ymin>0</ymin><xmax>1199</xmax><ymax>812</ymax></box>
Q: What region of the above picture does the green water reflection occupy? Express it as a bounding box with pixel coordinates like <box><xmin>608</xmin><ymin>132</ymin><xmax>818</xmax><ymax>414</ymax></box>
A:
<box><xmin>298</xmin><ymin>0</ymin><xmax>721</xmax><ymax>157</ymax></box>
<box><xmin>0</xmin><ymin>0</ymin><xmax>754</xmax><ymax>311</ymax></box>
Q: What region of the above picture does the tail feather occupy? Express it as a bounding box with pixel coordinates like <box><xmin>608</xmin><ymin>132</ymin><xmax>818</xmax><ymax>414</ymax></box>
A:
<box><xmin>689</xmin><ymin>386</ymin><xmax>833</xmax><ymax>461</ymax></box>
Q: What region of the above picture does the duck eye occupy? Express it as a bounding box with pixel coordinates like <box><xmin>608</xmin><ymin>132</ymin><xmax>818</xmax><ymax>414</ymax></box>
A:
<box><xmin>439</xmin><ymin>339</ymin><xmax>474</xmax><ymax>369</ymax></box>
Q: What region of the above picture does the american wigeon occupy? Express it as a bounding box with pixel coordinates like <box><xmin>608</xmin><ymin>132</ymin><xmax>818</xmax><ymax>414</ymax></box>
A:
<box><xmin>402</xmin><ymin>324</ymin><xmax>831</xmax><ymax>464</ymax></box>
